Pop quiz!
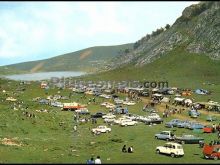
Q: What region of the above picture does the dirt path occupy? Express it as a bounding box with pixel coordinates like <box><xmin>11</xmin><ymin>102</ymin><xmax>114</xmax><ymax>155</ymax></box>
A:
<box><xmin>140</xmin><ymin>97</ymin><xmax>214</xmax><ymax>125</ymax></box>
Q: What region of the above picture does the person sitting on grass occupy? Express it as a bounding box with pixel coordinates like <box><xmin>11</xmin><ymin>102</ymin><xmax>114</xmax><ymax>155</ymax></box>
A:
<box><xmin>122</xmin><ymin>145</ymin><xmax>127</xmax><ymax>153</ymax></box>
<box><xmin>87</xmin><ymin>157</ymin><xmax>95</xmax><ymax>164</ymax></box>
<box><xmin>128</xmin><ymin>146</ymin><xmax>133</xmax><ymax>153</ymax></box>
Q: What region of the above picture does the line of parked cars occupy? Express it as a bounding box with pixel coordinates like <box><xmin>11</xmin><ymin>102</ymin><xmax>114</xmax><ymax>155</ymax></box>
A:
<box><xmin>165</xmin><ymin>119</ymin><xmax>204</xmax><ymax>130</ymax></box>
<box><xmin>154</xmin><ymin>131</ymin><xmax>204</xmax><ymax>144</ymax></box>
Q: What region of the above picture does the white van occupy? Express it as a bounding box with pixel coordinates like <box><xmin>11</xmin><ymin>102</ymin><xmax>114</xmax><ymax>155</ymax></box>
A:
<box><xmin>156</xmin><ymin>142</ymin><xmax>184</xmax><ymax>157</ymax></box>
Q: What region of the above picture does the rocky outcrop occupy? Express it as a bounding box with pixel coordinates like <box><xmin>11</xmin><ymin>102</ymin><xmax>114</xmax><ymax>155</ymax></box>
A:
<box><xmin>106</xmin><ymin>1</ymin><xmax>220</xmax><ymax>70</ymax></box>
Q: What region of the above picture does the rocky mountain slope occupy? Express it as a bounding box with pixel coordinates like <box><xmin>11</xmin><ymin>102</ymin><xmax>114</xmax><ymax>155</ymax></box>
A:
<box><xmin>106</xmin><ymin>1</ymin><xmax>220</xmax><ymax>71</ymax></box>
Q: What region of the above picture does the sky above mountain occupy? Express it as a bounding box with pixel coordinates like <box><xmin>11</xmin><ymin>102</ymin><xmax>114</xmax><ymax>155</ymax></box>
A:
<box><xmin>0</xmin><ymin>1</ymin><xmax>199</xmax><ymax>66</ymax></box>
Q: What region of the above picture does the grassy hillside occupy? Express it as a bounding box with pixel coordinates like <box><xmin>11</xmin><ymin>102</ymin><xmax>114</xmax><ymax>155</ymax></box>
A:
<box><xmin>77</xmin><ymin>47</ymin><xmax>220</xmax><ymax>103</ymax></box>
<box><xmin>3</xmin><ymin>43</ymin><xmax>133</xmax><ymax>74</ymax></box>
<box><xmin>80</xmin><ymin>46</ymin><xmax>220</xmax><ymax>88</ymax></box>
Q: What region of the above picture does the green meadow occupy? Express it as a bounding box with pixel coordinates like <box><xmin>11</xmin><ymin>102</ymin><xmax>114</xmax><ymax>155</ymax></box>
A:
<box><xmin>0</xmin><ymin>79</ymin><xmax>220</xmax><ymax>163</ymax></box>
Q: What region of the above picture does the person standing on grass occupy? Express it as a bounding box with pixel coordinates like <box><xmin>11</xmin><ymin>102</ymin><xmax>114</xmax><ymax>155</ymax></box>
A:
<box><xmin>73</xmin><ymin>125</ymin><xmax>77</xmax><ymax>132</ymax></box>
<box><xmin>94</xmin><ymin>156</ymin><xmax>101</xmax><ymax>164</ymax></box>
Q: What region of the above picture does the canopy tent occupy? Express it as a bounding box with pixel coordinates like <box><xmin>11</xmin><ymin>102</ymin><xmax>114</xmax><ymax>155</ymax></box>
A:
<box><xmin>174</xmin><ymin>97</ymin><xmax>185</xmax><ymax>102</ymax></box>
<box><xmin>161</xmin><ymin>97</ymin><xmax>170</xmax><ymax>103</ymax></box>
<box><xmin>152</xmin><ymin>93</ymin><xmax>163</xmax><ymax>97</ymax></box>
<box><xmin>184</xmin><ymin>99</ymin><xmax>193</xmax><ymax>104</ymax></box>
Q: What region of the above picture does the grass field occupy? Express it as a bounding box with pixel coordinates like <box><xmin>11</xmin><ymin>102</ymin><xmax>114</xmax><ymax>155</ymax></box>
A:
<box><xmin>0</xmin><ymin>79</ymin><xmax>220</xmax><ymax>163</ymax></box>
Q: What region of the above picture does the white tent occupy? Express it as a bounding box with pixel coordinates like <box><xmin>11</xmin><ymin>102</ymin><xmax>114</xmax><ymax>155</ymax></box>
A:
<box><xmin>174</xmin><ymin>97</ymin><xmax>185</xmax><ymax>102</ymax></box>
<box><xmin>161</xmin><ymin>97</ymin><xmax>170</xmax><ymax>103</ymax></box>
<box><xmin>184</xmin><ymin>99</ymin><xmax>193</xmax><ymax>104</ymax></box>
<box><xmin>152</xmin><ymin>88</ymin><xmax>159</xmax><ymax>92</ymax></box>
<box><xmin>152</xmin><ymin>93</ymin><xmax>163</xmax><ymax>97</ymax></box>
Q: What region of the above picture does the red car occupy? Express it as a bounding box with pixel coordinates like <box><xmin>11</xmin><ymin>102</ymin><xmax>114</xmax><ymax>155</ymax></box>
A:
<box><xmin>203</xmin><ymin>126</ymin><xmax>213</xmax><ymax>133</ymax></box>
<box><xmin>203</xmin><ymin>144</ymin><xmax>220</xmax><ymax>160</ymax></box>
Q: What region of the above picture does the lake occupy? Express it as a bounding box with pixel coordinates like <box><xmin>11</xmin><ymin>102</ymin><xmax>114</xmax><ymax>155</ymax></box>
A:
<box><xmin>2</xmin><ymin>71</ymin><xmax>86</xmax><ymax>81</ymax></box>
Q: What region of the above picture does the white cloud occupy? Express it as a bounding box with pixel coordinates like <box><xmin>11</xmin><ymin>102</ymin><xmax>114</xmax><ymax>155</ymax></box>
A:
<box><xmin>0</xmin><ymin>1</ymin><xmax>200</xmax><ymax>65</ymax></box>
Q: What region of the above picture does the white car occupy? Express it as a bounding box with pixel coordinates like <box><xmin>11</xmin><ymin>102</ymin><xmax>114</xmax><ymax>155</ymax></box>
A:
<box><xmin>105</xmin><ymin>103</ymin><xmax>116</xmax><ymax>109</ymax></box>
<box><xmin>120</xmin><ymin>119</ymin><xmax>138</xmax><ymax>126</ymax></box>
<box><xmin>100</xmin><ymin>102</ymin><xmax>109</xmax><ymax>106</ymax></box>
<box><xmin>92</xmin><ymin>125</ymin><xmax>111</xmax><ymax>133</ymax></box>
<box><xmin>114</xmin><ymin>99</ymin><xmax>124</xmax><ymax>104</ymax></box>
<box><xmin>113</xmin><ymin>117</ymin><xmax>128</xmax><ymax>125</ymax></box>
<box><xmin>156</xmin><ymin>142</ymin><xmax>184</xmax><ymax>157</ymax></box>
<box><xmin>123</xmin><ymin>101</ymin><xmax>136</xmax><ymax>105</ymax></box>
<box><xmin>100</xmin><ymin>94</ymin><xmax>112</xmax><ymax>99</ymax></box>
<box><xmin>140</xmin><ymin>116</ymin><xmax>152</xmax><ymax>123</ymax></box>
<box><xmin>102</xmin><ymin>113</ymin><xmax>116</xmax><ymax>119</ymax></box>
<box><xmin>104</xmin><ymin>118</ymin><xmax>115</xmax><ymax>123</ymax></box>
<box><xmin>100</xmin><ymin>102</ymin><xmax>115</xmax><ymax>109</ymax></box>
<box><xmin>148</xmin><ymin>113</ymin><xmax>160</xmax><ymax>119</ymax></box>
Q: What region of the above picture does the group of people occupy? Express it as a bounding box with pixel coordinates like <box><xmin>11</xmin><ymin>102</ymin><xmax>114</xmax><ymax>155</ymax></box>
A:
<box><xmin>122</xmin><ymin>145</ymin><xmax>133</xmax><ymax>153</ymax></box>
<box><xmin>209</xmin><ymin>140</ymin><xmax>220</xmax><ymax>146</ymax></box>
<box><xmin>86</xmin><ymin>156</ymin><xmax>101</xmax><ymax>164</ymax></box>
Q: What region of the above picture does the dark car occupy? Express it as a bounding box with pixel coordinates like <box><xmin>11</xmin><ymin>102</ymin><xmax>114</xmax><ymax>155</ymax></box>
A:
<box><xmin>91</xmin><ymin>112</ymin><xmax>106</xmax><ymax>118</ymax></box>
<box><xmin>175</xmin><ymin>134</ymin><xmax>204</xmax><ymax>144</ymax></box>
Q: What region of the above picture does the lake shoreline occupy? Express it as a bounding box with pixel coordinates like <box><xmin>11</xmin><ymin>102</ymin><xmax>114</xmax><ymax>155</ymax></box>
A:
<box><xmin>1</xmin><ymin>71</ymin><xmax>87</xmax><ymax>81</ymax></box>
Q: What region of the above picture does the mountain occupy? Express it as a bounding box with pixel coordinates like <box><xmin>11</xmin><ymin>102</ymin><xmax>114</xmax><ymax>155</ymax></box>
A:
<box><xmin>105</xmin><ymin>1</ymin><xmax>220</xmax><ymax>70</ymax></box>
<box><xmin>79</xmin><ymin>1</ymin><xmax>220</xmax><ymax>89</ymax></box>
<box><xmin>0</xmin><ymin>43</ymin><xmax>133</xmax><ymax>74</ymax></box>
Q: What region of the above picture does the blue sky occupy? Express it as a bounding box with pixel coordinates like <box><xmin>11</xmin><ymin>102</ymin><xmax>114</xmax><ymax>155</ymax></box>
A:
<box><xmin>0</xmin><ymin>1</ymin><xmax>199</xmax><ymax>66</ymax></box>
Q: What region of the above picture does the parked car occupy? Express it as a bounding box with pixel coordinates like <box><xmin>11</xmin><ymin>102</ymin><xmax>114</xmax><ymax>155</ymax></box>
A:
<box><xmin>185</xmin><ymin>121</ymin><xmax>197</xmax><ymax>129</ymax></box>
<box><xmin>176</xmin><ymin>120</ymin><xmax>190</xmax><ymax>128</ymax></box>
<box><xmin>50</xmin><ymin>101</ymin><xmax>63</xmax><ymax>107</ymax></box>
<box><xmin>114</xmin><ymin>98</ymin><xmax>124</xmax><ymax>104</ymax></box>
<box><xmin>123</xmin><ymin>101</ymin><xmax>136</xmax><ymax>106</ymax></box>
<box><xmin>39</xmin><ymin>99</ymin><xmax>49</xmax><ymax>105</ymax></box>
<box><xmin>92</xmin><ymin>125</ymin><xmax>111</xmax><ymax>133</ymax></box>
<box><xmin>139</xmin><ymin>91</ymin><xmax>149</xmax><ymax>97</ymax></box>
<box><xmin>137</xmin><ymin>116</ymin><xmax>151</xmax><ymax>123</ymax></box>
<box><xmin>188</xmin><ymin>123</ymin><xmax>204</xmax><ymax>130</ymax></box>
<box><xmin>120</xmin><ymin>119</ymin><xmax>138</xmax><ymax>126</ymax></box>
<box><xmin>148</xmin><ymin>113</ymin><xmax>160</xmax><ymax>120</ymax></box>
<box><xmin>191</xmin><ymin>111</ymin><xmax>199</xmax><ymax>118</ymax></box>
<box><xmin>188</xmin><ymin>110</ymin><xmax>200</xmax><ymax>118</ymax></box>
<box><xmin>203</xmin><ymin>125</ymin><xmax>213</xmax><ymax>133</ymax></box>
<box><xmin>206</xmin><ymin>115</ymin><xmax>217</xmax><ymax>122</ymax></box>
<box><xmin>156</xmin><ymin>142</ymin><xmax>184</xmax><ymax>158</ymax></box>
<box><xmin>144</xmin><ymin>107</ymin><xmax>158</xmax><ymax>113</ymax></box>
<box><xmin>203</xmin><ymin>144</ymin><xmax>220</xmax><ymax>160</ymax></box>
<box><xmin>102</xmin><ymin>113</ymin><xmax>116</xmax><ymax>119</ymax></box>
<box><xmin>113</xmin><ymin>117</ymin><xmax>128</xmax><ymax>125</ymax></box>
<box><xmin>145</xmin><ymin>117</ymin><xmax>163</xmax><ymax>125</ymax></box>
<box><xmin>75</xmin><ymin>108</ymin><xmax>90</xmax><ymax>115</ymax></box>
<box><xmin>103</xmin><ymin>118</ymin><xmax>115</xmax><ymax>124</ymax></box>
<box><xmin>175</xmin><ymin>134</ymin><xmax>204</xmax><ymax>144</ymax></box>
<box><xmin>91</xmin><ymin>112</ymin><xmax>106</xmax><ymax>118</ymax></box>
<box><xmin>155</xmin><ymin>131</ymin><xmax>175</xmax><ymax>141</ymax></box>
<box><xmin>165</xmin><ymin>119</ymin><xmax>182</xmax><ymax>128</ymax></box>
